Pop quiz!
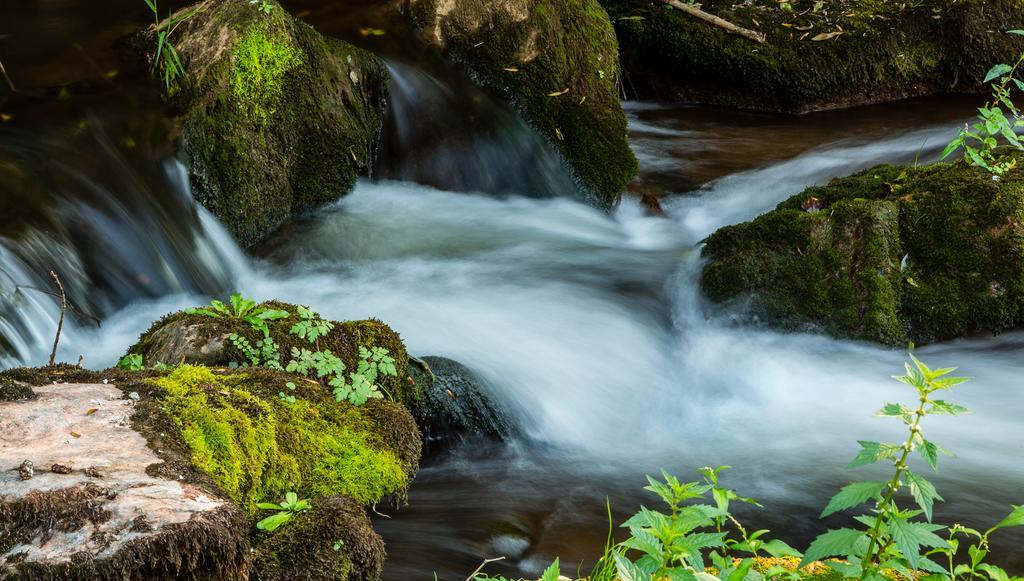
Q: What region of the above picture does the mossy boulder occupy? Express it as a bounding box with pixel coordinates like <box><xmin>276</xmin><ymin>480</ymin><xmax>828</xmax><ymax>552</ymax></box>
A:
<box><xmin>407</xmin><ymin>356</ymin><xmax>518</xmax><ymax>452</ymax></box>
<box><xmin>252</xmin><ymin>495</ymin><xmax>384</xmax><ymax>581</ymax></box>
<box><xmin>407</xmin><ymin>0</ymin><xmax>638</xmax><ymax>207</ymax></box>
<box><xmin>602</xmin><ymin>0</ymin><xmax>1024</xmax><ymax>113</ymax></box>
<box><xmin>701</xmin><ymin>151</ymin><xmax>1024</xmax><ymax>344</ymax></box>
<box><xmin>154</xmin><ymin>0</ymin><xmax>388</xmax><ymax>246</ymax></box>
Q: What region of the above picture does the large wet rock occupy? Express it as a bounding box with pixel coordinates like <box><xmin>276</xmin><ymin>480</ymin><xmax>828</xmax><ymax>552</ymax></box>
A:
<box><xmin>603</xmin><ymin>0</ymin><xmax>1024</xmax><ymax>113</ymax></box>
<box><xmin>407</xmin><ymin>0</ymin><xmax>638</xmax><ymax>207</ymax></box>
<box><xmin>150</xmin><ymin>0</ymin><xmax>388</xmax><ymax>246</ymax></box>
<box><xmin>408</xmin><ymin>356</ymin><xmax>518</xmax><ymax>450</ymax></box>
<box><xmin>701</xmin><ymin>151</ymin><xmax>1024</xmax><ymax>345</ymax></box>
<box><xmin>0</xmin><ymin>379</ymin><xmax>249</xmax><ymax>579</ymax></box>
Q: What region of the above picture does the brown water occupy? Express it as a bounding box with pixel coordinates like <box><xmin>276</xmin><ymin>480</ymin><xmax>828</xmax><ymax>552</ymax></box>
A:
<box><xmin>1</xmin><ymin>3</ymin><xmax>1022</xmax><ymax>579</ymax></box>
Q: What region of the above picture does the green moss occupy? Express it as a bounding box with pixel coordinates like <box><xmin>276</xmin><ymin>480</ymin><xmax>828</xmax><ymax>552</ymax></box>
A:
<box><xmin>251</xmin><ymin>495</ymin><xmax>384</xmax><ymax>581</ymax></box>
<box><xmin>152</xmin><ymin>365</ymin><xmax>411</xmax><ymax>511</ymax></box>
<box><xmin>701</xmin><ymin>151</ymin><xmax>1024</xmax><ymax>344</ymax></box>
<box><xmin>602</xmin><ymin>0</ymin><xmax>1024</xmax><ymax>112</ymax></box>
<box><xmin>229</xmin><ymin>19</ymin><xmax>303</xmax><ymax>127</ymax></box>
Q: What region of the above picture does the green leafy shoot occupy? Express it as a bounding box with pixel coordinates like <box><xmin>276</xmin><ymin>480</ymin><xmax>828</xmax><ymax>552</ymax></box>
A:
<box><xmin>256</xmin><ymin>491</ymin><xmax>310</xmax><ymax>532</ymax></box>
<box><xmin>943</xmin><ymin>31</ymin><xmax>1024</xmax><ymax>175</ymax></box>
<box><xmin>289</xmin><ymin>305</ymin><xmax>334</xmax><ymax>344</ymax></box>
<box><xmin>116</xmin><ymin>353</ymin><xmax>144</xmax><ymax>371</ymax></box>
<box><xmin>186</xmin><ymin>293</ymin><xmax>289</xmax><ymax>337</ymax></box>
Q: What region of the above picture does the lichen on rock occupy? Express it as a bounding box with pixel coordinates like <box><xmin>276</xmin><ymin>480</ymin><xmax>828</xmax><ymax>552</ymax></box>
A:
<box><xmin>407</xmin><ymin>0</ymin><xmax>638</xmax><ymax>207</ymax></box>
<box><xmin>701</xmin><ymin>151</ymin><xmax>1024</xmax><ymax>344</ymax></box>
<box><xmin>153</xmin><ymin>0</ymin><xmax>389</xmax><ymax>246</ymax></box>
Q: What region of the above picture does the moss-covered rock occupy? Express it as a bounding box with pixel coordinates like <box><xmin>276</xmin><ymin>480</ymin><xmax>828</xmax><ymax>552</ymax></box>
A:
<box><xmin>150</xmin><ymin>365</ymin><xmax>418</xmax><ymax>511</ymax></box>
<box><xmin>252</xmin><ymin>495</ymin><xmax>384</xmax><ymax>581</ymax></box>
<box><xmin>603</xmin><ymin>0</ymin><xmax>1024</xmax><ymax>113</ymax></box>
<box><xmin>129</xmin><ymin>301</ymin><xmax>412</xmax><ymax>407</ymax></box>
<box><xmin>407</xmin><ymin>0</ymin><xmax>638</xmax><ymax>207</ymax></box>
<box><xmin>0</xmin><ymin>363</ymin><xmax>399</xmax><ymax>580</ymax></box>
<box><xmin>701</xmin><ymin>151</ymin><xmax>1024</xmax><ymax>344</ymax></box>
<box><xmin>153</xmin><ymin>0</ymin><xmax>388</xmax><ymax>246</ymax></box>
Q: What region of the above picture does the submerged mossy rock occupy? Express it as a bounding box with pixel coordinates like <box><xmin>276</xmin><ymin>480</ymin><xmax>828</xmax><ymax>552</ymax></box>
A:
<box><xmin>407</xmin><ymin>0</ymin><xmax>638</xmax><ymax>207</ymax></box>
<box><xmin>158</xmin><ymin>0</ymin><xmax>388</xmax><ymax>246</ymax></box>
<box><xmin>603</xmin><ymin>0</ymin><xmax>1024</xmax><ymax>113</ymax></box>
<box><xmin>252</xmin><ymin>495</ymin><xmax>384</xmax><ymax>581</ymax></box>
<box><xmin>701</xmin><ymin>151</ymin><xmax>1024</xmax><ymax>344</ymax></box>
<box><xmin>408</xmin><ymin>356</ymin><xmax>518</xmax><ymax>451</ymax></box>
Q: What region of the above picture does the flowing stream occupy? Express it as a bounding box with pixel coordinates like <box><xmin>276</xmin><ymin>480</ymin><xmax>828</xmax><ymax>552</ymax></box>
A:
<box><xmin>1</xmin><ymin>3</ymin><xmax>1022</xmax><ymax>578</ymax></box>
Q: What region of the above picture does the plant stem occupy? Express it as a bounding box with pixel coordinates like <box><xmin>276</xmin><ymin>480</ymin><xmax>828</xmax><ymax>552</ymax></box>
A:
<box><xmin>48</xmin><ymin>271</ymin><xmax>66</xmax><ymax>367</ymax></box>
<box><xmin>860</xmin><ymin>391</ymin><xmax>930</xmax><ymax>574</ymax></box>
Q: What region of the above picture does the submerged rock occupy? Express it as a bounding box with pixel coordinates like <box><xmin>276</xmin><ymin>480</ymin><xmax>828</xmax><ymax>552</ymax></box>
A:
<box><xmin>408</xmin><ymin>356</ymin><xmax>518</xmax><ymax>450</ymax></box>
<box><xmin>701</xmin><ymin>151</ymin><xmax>1024</xmax><ymax>344</ymax></box>
<box><xmin>149</xmin><ymin>0</ymin><xmax>388</xmax><ymax>246</ymax></box>
<box><xmin>407</xmin><ymin>0</ymin><xmax>638</xmax><ymax>207</ymax></box>
<box><xmin>0</xmin><ymin>379</ymin><xmax>249</xmax><ymax>579</ymax></box>
<box><xmin>603</xmin><ymin>0</ymin><xmax>1024</xmax><ymax>113</ymax></box>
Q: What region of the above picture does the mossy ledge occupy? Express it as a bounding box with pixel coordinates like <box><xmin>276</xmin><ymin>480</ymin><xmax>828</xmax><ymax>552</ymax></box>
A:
<box><xmin>149</xmin><ymin>0</ymin><xmax>388</xmax><ymax>247</ymax></box>
<box><xmin>407</xmin><ymin>0</ymin><xmax>638</xmax><ymax>208</ymax></box>
<box><xmin>701</xmin><ymin>150</ymin><xmax>1024</xmax><ymax>345</ymax></box>
<box><xmin>602</xmin><ymin>0</ymin><xmax>1024</xmax><ymax>113</ymax></box>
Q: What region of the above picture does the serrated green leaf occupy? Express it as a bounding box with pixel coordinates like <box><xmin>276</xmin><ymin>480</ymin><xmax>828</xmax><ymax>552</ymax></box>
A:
<box><xmin>890</xmin><ymin>516</ymin><xmax>948</xmax><ymax>569</ymax></box>
<box><xmin>906</xmin><ymin>469</ymin><xmax>943</xmax><ymax>522</ymax></box>
<box><xmin>613</xmin><ymin>553</ymin><xmax>648</xmax><ymax>581</ymax></box>
<box><xmin>539</xmin><ymin>558</ymin><xmax>560</xmax><ymax>581</ymax></box>
<box><xmin>801</xmin><ymin>528</ymin><xmax>866</xmax><ymax>566</ymax></box>
<box><xmin>928</xmin><ymin>400</ymin><xmax>971</xmax><ymax>415</ymax></box>
<box><xmin>918</xmin><ymin>439</ymin><xmax>940</xmax><ymax>471</ymax></box>
<box><xmin>985</xmin><ymin>64</ymin><xmax>1014</xmax><ymax>83</ymax></box>
<box><xmin>821</xmin><ymin>481</ymin><xmax>886</xmax><ymax>518</ymax></box>
<box><xmin>848</xmin><ymin>441</ymin><xmax>902</xmax><ymax>468</ymax></box>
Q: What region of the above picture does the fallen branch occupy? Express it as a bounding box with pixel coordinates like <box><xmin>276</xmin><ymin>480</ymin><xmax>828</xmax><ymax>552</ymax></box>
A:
<box><xmin>48</xmin><ymin>271</ymin><xmax>67</xmax><ymax>367</ymax></box>
<box><xmin>659</xmin><ymin>0</ymin><xmax>766</xmax><ymax>44</ymax></box>
<box><xmin>0</xmin><ymin>57</ymin><xmax>14</xmax><ymax>93</ymax></box>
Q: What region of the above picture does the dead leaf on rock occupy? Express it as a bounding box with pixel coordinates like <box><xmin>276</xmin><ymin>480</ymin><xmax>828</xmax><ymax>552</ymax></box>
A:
<box><xmin>811</xmin><ymin>31</ymin><xmax>843</xmax><ymax>41</ymax></box>
<box><xmin>85</xmin><ymin>408</ymin><xmax>98</xmax><ymax>416</ymax></box>
<box><xmin>70</xmin><ymin>431</ymin><xmax>81</xmax><ymax>438</ymax></box>
<box><xmin>547</xmin><ymin>88</ymin><xmax>570</xmax><ymax>97</ymax></box>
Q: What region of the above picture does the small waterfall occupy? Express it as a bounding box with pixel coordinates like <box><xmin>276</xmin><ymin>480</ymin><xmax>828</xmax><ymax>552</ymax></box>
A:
<box><xmin>0</xmin><ymin>124</ymin><xmax>246</xmax><ymax>365</ymax></box>
<box><xmin>378</xmin><ymin>61</ymin><xmax>582</xmax><ymax>198</ymax></box>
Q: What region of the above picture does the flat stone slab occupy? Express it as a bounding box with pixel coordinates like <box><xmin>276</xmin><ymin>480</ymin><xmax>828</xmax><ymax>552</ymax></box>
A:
<box><xmin>0</xmin><ymin>382</ymin><xmax>245</xmax><ymax>576</ymax></box>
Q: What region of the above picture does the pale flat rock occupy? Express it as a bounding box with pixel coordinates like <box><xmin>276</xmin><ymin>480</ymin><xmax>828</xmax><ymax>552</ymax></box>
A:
<box><xmin>0</xmin><ymin>382</ymin><xmax>247</xmax><ymax>577</ymax></box>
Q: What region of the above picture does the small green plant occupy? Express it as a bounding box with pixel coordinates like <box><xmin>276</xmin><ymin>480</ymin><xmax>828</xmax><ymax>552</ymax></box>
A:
<box><xmin>227</xmin><ymin>334</ymin><xmax>282</xmax><ymax>370</ymax></box>
<box><xmin>284</xmin><ymin>345</ymin><xmax>396</xmax><ymax>406</ymax></box>
<box><xmin>142</xmin><ymin>0</ymin><xmax>202</xmax><ymax>89</ymax></box>
<box><xmin>943</xmin><ymin>30</ymin><xmax>1024</xmax><ymax>175</ymax></box>
<box><xmin>256</xmin><ymin>491</ymin><xmax>309</xmax><ymax>532</ymax></box>
<box><xmin>116</xmin><ymin>353</ymin><xmax>144</xmax><ymax>371</ymax></box>
<box><xmin>251</xmin><ymin>0</ymin><xmax>274</xmax><ymax>13</ymax></box>
<box><xmin>289</xmin><ymin>305</ymin><xmax>334</xmax><ymax>344</ymax></box>
<box><xmin>278</xmin><ymin>381</ymin><xmax>297</xmax><ymax>404</ymax></box>
<box><xmin>613</xmin><ymin>466</ymin><xmax>798</xmax><ymax>579</ymax></box>
<box><xmin>473</xmin><ymin>558</ymin><xmax>560</xmax><ymax>581</ymax></box>
<box><xmin>186</xmin><ymin>293</ymin><xmax>289</xmax><ymax>337</ymax></box>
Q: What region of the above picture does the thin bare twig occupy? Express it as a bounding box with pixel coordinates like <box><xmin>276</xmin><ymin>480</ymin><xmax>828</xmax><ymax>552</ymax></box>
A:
<box><xmin>465</xmin><ymin>557</ymin><xmax>506</xmax><ymax>581</ymax></box>
<box><xmin>0</xmin><ymin>265</ymin><xmax>101</xmax><ymax>325</ymax></box>
<box><xmin>659</xmin><ymin>0</ymin><xmax>766</xmax><ymax>43</ymax></box>
<box><xmin>48</xmin><ymin>271</ymin><xmax>67</xmax><ymax>367</ymax></box>
<box><xmin>0</xmin><ymin>57</ymin><xmax>14</xmax><ymax>93</ymax></box>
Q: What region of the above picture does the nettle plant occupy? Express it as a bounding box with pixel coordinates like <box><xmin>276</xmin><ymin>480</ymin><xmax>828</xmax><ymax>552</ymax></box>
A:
<box><xmin>944</xmin><ymin>30</ymin><xmax>1024</xmax><ymax>175</ymax></box>
<box><xmin>605</xmin><ymin>355</ymin><xmax>1024</xmax><ymax>581</ymax></box>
